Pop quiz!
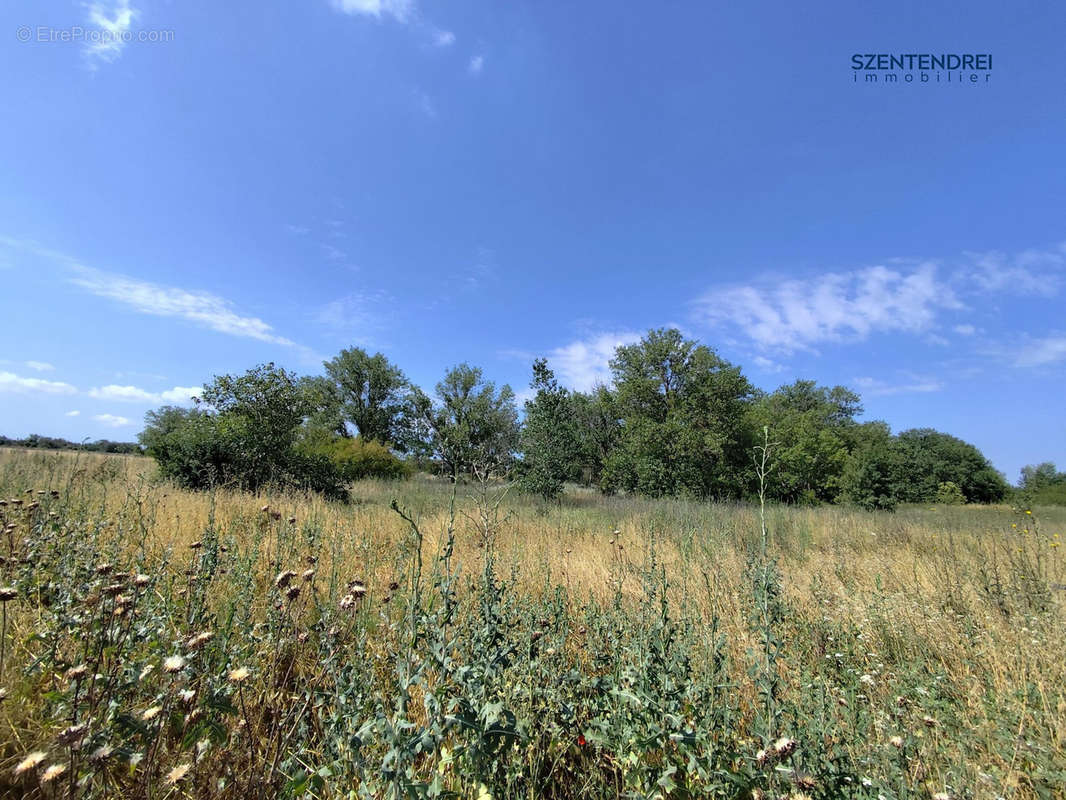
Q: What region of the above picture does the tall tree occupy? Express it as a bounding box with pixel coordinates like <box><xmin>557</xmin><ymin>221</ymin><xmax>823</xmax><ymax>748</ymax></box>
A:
<box><xmin>603</xmin><ymin>328</ymin><xmax>752</xmax><ymax>498</ymax></box>
<box><xmin>747</xmin><ymin>380</ymin><xmax>862</xmax><ymax>504</ymax></box>
<box><xmin>519</xmin><ymin>359</ymin><xmax>579</xmax><ymax>500</ymax></box>
<box><xmin>410</xmin><ymin>363</ymin><xmax>519</xmax><ymax>479</ymax></box>
<box><xmin>323</xmin><ymin>348</ymin><xmax>411</xmax><ymax>448</ymax></box>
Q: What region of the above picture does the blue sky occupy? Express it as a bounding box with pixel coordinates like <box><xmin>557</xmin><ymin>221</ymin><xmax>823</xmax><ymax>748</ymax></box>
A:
<box><xmin>2</xmin><ymin>0</ymin><xmax>1064</xmax><ymax>483</ymax></box>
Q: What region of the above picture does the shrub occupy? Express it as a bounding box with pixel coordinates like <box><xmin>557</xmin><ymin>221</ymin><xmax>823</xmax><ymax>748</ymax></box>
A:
<box><xmin>935</xmin><ymin>481</ymin><xmax>966</xmax><ymax>504</ymax></box>
<box><xmin>316</xmin><ymin>436</ymin><xmax>412</xmax><ymax>481</ymax></box>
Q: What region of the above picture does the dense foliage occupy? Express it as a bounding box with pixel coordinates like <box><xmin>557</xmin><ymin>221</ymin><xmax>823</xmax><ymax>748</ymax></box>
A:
<box><xmin>128</xmin><ymin>329</ymin><xmax>1024</xmax><ymax>508</ymax></box>
<box><xmin>0</xmin><ymin>434</ymin><xmax>141</xmax><ymax>454</ymax></box>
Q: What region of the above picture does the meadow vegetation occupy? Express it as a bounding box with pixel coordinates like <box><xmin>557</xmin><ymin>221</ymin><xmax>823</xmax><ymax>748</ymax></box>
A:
<box><xmin>0</xmin><ymin>448</ymin><xmax>1063</xmax><ymax>799</ymax></box>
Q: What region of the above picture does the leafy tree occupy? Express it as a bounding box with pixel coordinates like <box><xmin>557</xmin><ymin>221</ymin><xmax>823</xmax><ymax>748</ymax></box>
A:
<box><xmin>519</xmin><ymin>359</ymin><xmax>579</xmax><ymax>500</ymax></box>
<box><xmin>893</xmin><ymin>428</ymin><xmax>1007</xmax><ymax>504</ymax></box>
<box><xmin>410</xmin><ymin>364</ymin><xmax>519</xmax><ymax>480</ymax></box>
<box><xmin>602</xmin><ymin>328</ymin><xmax>752</xmax><ymax>498</ymax></box>
<box><xmin>323</xmin><ymin>347</ymin><xmax>412</xmax><ymax>448</ymax></box>
<box><xmin>141</xmin><ymin>364</ymin><xmax>346</xmax><ymax>498</ymax></box>
<box><xmin>569</xmin><ymin>386</ymin><xmax>621</xmax><ymax>487</ymax></box>
<box><xmin>935</xmin><ymin>481</ymin><xmax>966</xmax><ymax>504</ymax></box>
<box><xmin>1019</xmin><ymin>462</ymin><xmax>1065</xmax><ymax>491</ymax></box>
<box><xmin>747</xmin><ymin>381</ymin><xmax>862</xmax><ymax>504</ymax></box>
<box><xmin>839</xmin><ymin>422</ymin><xmax>903</xmax><ymax>511</ymax></box>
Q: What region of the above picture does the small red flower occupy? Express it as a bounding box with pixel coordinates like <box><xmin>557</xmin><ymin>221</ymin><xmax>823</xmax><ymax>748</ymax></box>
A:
<box><xmin>577</xmin><ymin>734</ymin><xmax>586</xmax><ymax>747</ymax></box>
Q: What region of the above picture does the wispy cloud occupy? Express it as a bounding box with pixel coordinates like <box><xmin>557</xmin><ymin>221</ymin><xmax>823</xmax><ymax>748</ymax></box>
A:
<box><xmin>468</xmin><ymin>55</ymin><xmax>484</xmax><ymax>74</ymax></box>
<box><xmin>694</xmin><ymin>263</ymin><xmax>960</xmax><ymax>354</ymax></box>
<box><xmin>413</xmin><ymin>89</ymin><xmax>437</xmax><ymax>118</ymax></box>
<box><xmin>752</xmin><ymin>355</ymin><xmax>786</xmax><ymax>373</ymax></box>
<box><xmin>25</xmin><ymin>361</ymin><xmax>55</xmax><ymax>372</ymax></box>
<box><xmin>330</xmin><ymin>0</ymin><xmax>414</xmax><ymax>22</ymax></box>
<box><xmin>69</xmin><ymin>265</ymin><xmax>299</xmax><ymax>347</ymax></box>
<box><xmin>84</xmin><ymin>0</ymin><xmax>137</xmax><ymax>66</ymax></box>
<box><xmin>1014</xmin><ymin>334</ymin><xmax>1066</xmax><ymax>368</ymax></box>
<box><xmin>953</xmin><ymin>324</ymin><xmax>977</xmax><ymax>336</ymax></box>
<box><xmin>93</xmin><ymin>413</ymin><xmax>131</xmax><ymax>428</ymax></box>
<box><xmin>65</xmin><ymin>410</ymin><xmax>81</xmax><ymax>417</ymax></box>
<box><xmin>546</xmin><ymin>331</ymin><xmax>643</xmax><ymax>392</ymax></box>
<box><xmin>853</xmin><ymin>375</ymin><xmax>944</xmax><ymax>397</ymax></box>
<box><xmin>0</xmin><ymin>371</ymin><xmax>78</xmax><ymax>395</ymax></box>
<box><xmin>88</xmin><ymin>384</ymin><xmax>202</xmax><ymax>404</ymax></box>
<box><xmin>315</xmin><ymin>292</ymin><xmax>388</xmax><ymax>342</ymax></box>
<box><xmin>434</xmin><ymin>30</ymin><xmax>456</xmax><ymax>47</ymax></box>
<box><xmin>960</xmin><ymin>244</ymin><xmax>1065</xmax><ymax>296</ymax></box>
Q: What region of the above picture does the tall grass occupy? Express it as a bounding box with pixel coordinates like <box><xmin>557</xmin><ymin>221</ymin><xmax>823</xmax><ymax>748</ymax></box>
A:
<box><xmin>0</xmin><ymin>448</ymin><xmax>1062</xmax><ymax>798</ymax></box>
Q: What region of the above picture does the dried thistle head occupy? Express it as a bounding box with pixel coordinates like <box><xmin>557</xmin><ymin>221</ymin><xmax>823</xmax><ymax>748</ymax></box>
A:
<box><xmin>773</xmin><ymin>737</ymin><xmax>797</xmax><ymax>758</ymax></box>
<box><xmin>165</xmin><ymin>764</ymin><xmax>191</xmax><ymax>785</ymax></box>
<box><xmin>0</xmin><ymin>587</ymin><xmax>17</xmax><ymax>602</ymax></box>
<box><xmin>14</xmin><ymin>751</ymin><xmax>47</xmax><ymax>775</ymax></box>
<box><xmin>285</xmin><ymin>585</ymin><xmax>301</xmax><ymax>601</ymax></box>
<box><xmin>274</xmin><ymin>570</ymin><xmax>297</xmax><ymax>589</ymax></box>
<box><xmin>65</xmin><ymin>664</ymin><xmax>89</xmax><ymax>682</ymax></box>
<box><xmin>301</xmin><ymin>569</ymin><xmax>315</xmax><ymax>582</ymax></box>
<box><xmin>142</xmin><ymin>706</ymin><xmax>162</xmax><ymax>722</ymax></box>
<box><xmin>186</xmin><ymin>631</ymin><xmax>214</xmax><ymax>650</ymax></box>
<box><xmin>163</xmin><ymin>655</ymin><xmax>186</xmax><ymax>673</ymax></box>
<box><xmin>56</xmin><ymin>723</ymin><xmax>89</xmax><ymax>746</ymax></box>
<box><xmin>889</xmin><ymin>735</ymin><xmax>904</xmax><ymax>748</ymax></box>
<box><xmin>228</xmin><ymin>667</ymin><xmax>250</xmax><ymax>684</ymax></box>
<box><xmin>40</xmin><ymin>763</ymin><xmax>67</xmax><ymax>784</ymax></box>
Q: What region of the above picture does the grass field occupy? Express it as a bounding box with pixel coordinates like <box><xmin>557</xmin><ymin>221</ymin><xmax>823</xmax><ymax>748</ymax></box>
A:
<box><xmin>0</xmin><ymin>448</ymin><xmax>1063</xmax><ymax>799</ymax></box>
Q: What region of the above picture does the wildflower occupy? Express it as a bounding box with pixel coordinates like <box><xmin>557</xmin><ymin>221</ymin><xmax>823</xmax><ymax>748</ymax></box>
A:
<box><xmin>922</xmin><ymin>716</ymin><xmax>937</xmax><ymax>728</ymax></box>
<box><xmin>889</xmin><ymin>735</ymin><xmax>903</xmax><ymax>748</ymax></box>
<box><xmin>774</xmin><ymin>737</ymin><xmax>797</xmax><ymax>757</ymax></box>
<box><xmin>932</xmin><ymin>793</ymin><xmax>952</xmax><ymax>800</ymax></box>
<box><xmin>178</xmin><ymin>689</ymin><xmax>196</xmax><ymax>705</ymax></box>
<box><xmin>163</xmin><ymin>655</ymin><xmax>186</xmax><ymax>673</ymax></box>
<box><xmin>349</xmin><ymin>580</ymin><xmax>367</xmax><ymax>597</ymax></box>
<box><xmin>0</xmin><ymin>587</ymin><xmax>17</xmax><ymax>602</ymax></box>
<box><xmin>274</xmin><ymin>570</ymin><xmax>297</xmax><ymax>589</ymax></box>
<box><xmin>260</xmin><ymin>505</ymin><xmax>270</xmax><ymax>513</ymax></box>
<box><xmin>186</xmin><ymin>631</ymin><xmax>214</xmax><ymax>649</ymax></box>
<box><xmin>285</xmin><ymin>585</ymin><xmax>300</xmax><ymax>600</ymax></box>
<box><xmin>95</xmin><ymin>563</ymin><xmax>113</xmax><ymax>575</ymax></box>
<box><xmin>577</xmin><ymin>734</ymin><xmax>586</xmax><ymax>746</ymax></box>
<box><xmin>139</xmin><ymin>664</ymin><xmax>155</xmax><ymax>680</ymax></box>
<box><xmin>228</xmin><ymin>667</ymin><xmax>250</xmax><ymax>684</ymax></box>
<box><xmin>142</xmin><ymin>706</ymin><xmax>162</xmax><ymax>722</ymax></box>
<box><xmin>0</xmin><ymin>688</ymin><xmax>6</xmax><ymax>703</ymax></box>
<box><xmin>41</xmin><ymin>763</ymin><xmax>67</xmax><ymax>783</ymax></box>
<box><xmin>103</xmin><ymin>583</ymin><xmax>125</xmax><ymax>597</ymax></box>
<box><xmin>301</xmin><ymin>568</ymin><xmax>315</xmax><ymax>582</ymax></box>
<box><xmin>339</xmin><ymin>593</ymin><xmax>357</xmax><ymax>610</ymax></box>
<box><xmin>166</xmin><ymin>763</ymin><xmax>191</xmax><ymax>785</ymax></box>
<box><xmin>859</xmin><ymin>673</ymin><xmax>875</xmax><ymax>686</ymax></box>
<box><xmin>189</xmin><ymin>540</ymin><xmax>202</xmax><ymax>549</ymax></box>
<box><xmin>89</xmin><ymin>745</ymin><xmax>113</xmax><ymax>763</ymax></box>
<box><xmin>65</xmin><ymin>664</ymin><xmax>89</xmax><ymax>681</ymax></box>
<box><xmin>288</xmin><ymin>516</ymin><xmax>297</xmax><ymax>524</ymax></box>
<box><xmin>755</xmin><ymin>749</ymin><xmax>769</xmax><ymax>766</ymax></box>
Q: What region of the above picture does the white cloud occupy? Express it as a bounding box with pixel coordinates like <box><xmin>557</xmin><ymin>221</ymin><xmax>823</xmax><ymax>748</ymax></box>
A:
<box><xmin>694</xmin><ymin>263</ymin><xmax>960</xmax><ymax>354</ymax></box>
<box><xmin>546</xmin><ymin>331</ymin><xmax>642</xmax><ymax>392</ymax></box>
<box><xmin>961</xmin><ymin>244</ymin><xmax>1065</xmax><ymax>296</ymax></box>
<box><xmin>65</xmin><ymin>410</ymin><xmax>81</xmax><ymax>417</ymax></box>
<box><xmin>69</xmin><ymin>266</ymin><xmax>299</xmax><ymax>347</ymax></box>
<box><xmin>434</xmin><ymin>30</ymin><xmax>456</xmax><ymax>47</ymax></box>
<box><xmin>25</xmin><ymin>361</ymin><xmax>55</xmax><ymax>372</ymax></box>
<box><xmin>752</xmin><ymin>355</ymin><xmax>786</xmax><ymax>373</ymax></box>
<box><xmin>0</xmin><ymin>371</ymin><xmax>78</xmax><ymax>395</ymax></box>
<box><xmin>468</xmin><ymin>55</ymin><xmax>484</xmax><ymax>74</ymax></box>
<box><xmin>85</xmin><ymin>0</ymin><xmax>137</xmax><ymax>66</ymax></box>
<box><xmin>88</xmin><ymin>384</ymin><xmax>202</xmax><ymax>404</ymax></box>
<box><xmin>953</xmin><ymin>324</ymin><xmax>976</xmax><ymax>336</ymax></box>
<box><xmin>853</xmin><ymin>376</ymin><xmax>944</xmax><ymax>397</ymax></box>
<box><xmin>1015</xmin><ymin>335</ymin><xmax>1066</xmax><ymax>368</ymax></box>
<box><xmin>330</xmin><ymin>0</ymin><xmax>414</xmax><ymax>22</ymax></box>
<box><xmin>93</xmin><ymin>414</ymin><xmax>131</xmax><ymax>428</ymax></box>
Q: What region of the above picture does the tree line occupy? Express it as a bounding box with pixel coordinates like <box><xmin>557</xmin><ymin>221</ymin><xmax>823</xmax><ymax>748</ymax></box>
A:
<box><xmin>0</xmin><ymin>434</ymin><xmax>142</xmax><ymax>454</ymax></box>
<box><xmin>139</xmin><ymin>327</ymin><xmax>1027</xmax><ymax>509</ymax></box>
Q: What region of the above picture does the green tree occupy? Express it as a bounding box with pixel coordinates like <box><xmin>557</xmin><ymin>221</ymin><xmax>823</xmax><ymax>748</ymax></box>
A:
<box><xmin>569</xmin><ymin>385</ymin><xmax>621</xmax><ymax>487</ymax></box>
<box><xmin>839</xmin><ymin>421</ymin><xmax>903</xmax><ymax>511</ymax></box>
<box><xmin>323</xmin><ymin>347</ymin><xmax>412</xmax><ymax>448</ymax></box>
<box><xmin>410</xmin><ymin>363</ymin><xmax>519</xmax><ymax>480</ymax></box>
<box><xmin>893</xmin><ymin>428</ymin><xmax>1007</xmax><ymax>504</ymax></box>
<box><xmin>602</xmin><ymin>328</ymin><xmax>752</xmax><ymax>498</ymax></box>
<box><xmin>519</xmin><ymin>359</ymin><xmax>579</xmax><ymax>500</ymax></box>
<box><xmin>746</xmin><ymin>381</ymin><xmax>862</xmax><ymax>504</ymax></box>
<box><xmin>141</xmin><ymin>364</ymin><xmax>346</xmax><ymax>498</ymax></box>
<box><xmin>1019</xmin><ymin>462</ymin><xmax>1064</xmax><ymax>491</ymax></box>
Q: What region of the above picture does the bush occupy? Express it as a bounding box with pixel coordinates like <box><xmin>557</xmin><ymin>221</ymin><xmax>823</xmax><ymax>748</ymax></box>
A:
<box><xmin>315</xmin><ymin>437</ymin><xmax>412</xmax><ymax>482</ymax></box>
<box><xmin>935</xmin><ymin>481</ymin><xmax>966</xmax><ymax>504</ymax></box>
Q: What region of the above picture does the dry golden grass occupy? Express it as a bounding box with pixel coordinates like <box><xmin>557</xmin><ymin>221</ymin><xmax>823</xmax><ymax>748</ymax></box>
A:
<box><xmin>0</xmin><ymin>447</ymin><xmax>1064</xmax><ymax>798</ymax></box>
